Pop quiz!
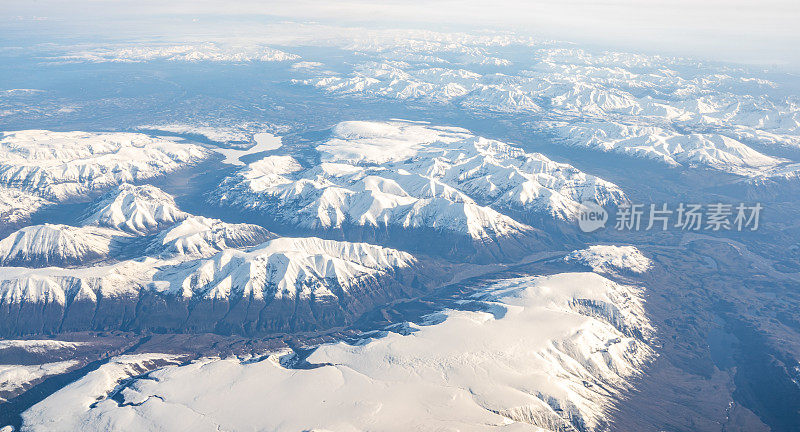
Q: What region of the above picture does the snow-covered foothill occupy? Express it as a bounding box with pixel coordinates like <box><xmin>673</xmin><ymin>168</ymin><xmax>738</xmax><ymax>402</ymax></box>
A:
<box><xmin>565</xmin><ymin>245</ymin><xmax>653</xmax><ymax>274</ymax></box>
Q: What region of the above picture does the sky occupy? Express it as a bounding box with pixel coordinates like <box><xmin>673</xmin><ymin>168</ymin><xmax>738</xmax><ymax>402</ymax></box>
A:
<box><xmin>3</xmin><ymin>0</ymin><xmax>800</xmax><ymax>70</ymax></box>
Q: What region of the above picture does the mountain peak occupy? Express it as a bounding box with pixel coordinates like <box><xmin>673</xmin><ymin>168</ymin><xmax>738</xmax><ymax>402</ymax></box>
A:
<box><xmin>83</xmin><ymin>184</ymin><xmax>188</xmax><ymax>235</ymax></box>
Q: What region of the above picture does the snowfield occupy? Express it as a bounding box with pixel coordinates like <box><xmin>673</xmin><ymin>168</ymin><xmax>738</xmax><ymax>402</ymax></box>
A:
<box><xmin>0</xmin><ymin>361</ymin><xmax>78</xmax><ymax>402</ymax></box>
<box><xmin>18</xmin><ymin>353</ymin><xmax>184</xmax><ymax>418</ymax></box>
<box><xmin>19</xmin><ymin>272</ymin><xmax>653</xmax><ymax>432</ymax></box>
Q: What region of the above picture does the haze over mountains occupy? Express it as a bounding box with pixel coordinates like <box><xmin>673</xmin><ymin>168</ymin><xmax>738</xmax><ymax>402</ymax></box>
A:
<box><xmin>5</xmin><ymin>0</ymin><xmax>799</xmax><ymax>68</ymax></box>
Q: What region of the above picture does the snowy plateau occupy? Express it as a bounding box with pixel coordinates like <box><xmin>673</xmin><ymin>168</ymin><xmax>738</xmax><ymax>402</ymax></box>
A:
<box><xmin>21</xmin><ymin>273</ymin><xmax>652</xmax><ymax>432</ymax></box>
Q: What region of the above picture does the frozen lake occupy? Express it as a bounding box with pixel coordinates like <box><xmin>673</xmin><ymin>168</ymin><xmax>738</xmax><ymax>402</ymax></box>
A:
<box><xmin>213</xmin><ymin>132</ymin><xmax>282</xmax><ymax>166</ymax></box>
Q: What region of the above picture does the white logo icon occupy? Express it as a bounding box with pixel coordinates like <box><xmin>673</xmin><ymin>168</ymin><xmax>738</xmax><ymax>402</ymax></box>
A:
<box><xmin>578</xmin><ymin>201</ymin><xmax>607</xmax><ymax>233</ymax></box>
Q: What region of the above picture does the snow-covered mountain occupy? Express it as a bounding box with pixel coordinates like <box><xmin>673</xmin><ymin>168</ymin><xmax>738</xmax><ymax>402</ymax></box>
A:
<box><xmin>3</xmin><ymin>23</ymin><xmax>799</xmax><ymax>432</ymax></box>
<box><xmin>153</xmin><ymin>236</ymin><xmax>417</xmax><ymax>332</ymax></box>
<box><xmin>19</xmin><ymin>272</ymin><xmax>653</xmax><ymax>432</ymax></box>
<box><xmin>0</xmin><ymin>187</ymin><xmax>50</xmax><ymax>226</ymax></box>
<box><xmin>0</xmin><ymin>237</ymin><xmax>421</xmax><ymax>335</ymax></box>
<box><xmin>319</xmin><ymin>121</ymin><xmax>624</xmax><ymax>218</ymax></box>
<box><xmin>212</xmin><ymin>120</ymin><xmax>624</xmax><ymax>259</ymax></box>
<box><xmin>157</xmin><ymin>236</ymin><xmax>414</xmax><ymax>299</ymax></box>
<box><xmin>60</xmin><ymin>43</ymin><xmax>299</xmax><ymax>63</ymax></box>
<box><xmin>214</xmin><ymin>153</ymin><xmax>532</xmax><ymax>237</ymax></box>
<box><xmin>0</xmin><ymin>130</ymin><xmax>208</xmax><ymax>200</ymax></box>
<box><xmin>297</xmin><ymin>43</ymin><xmax>800</xmax><ymax>176</ymax></box>
<box><xmin>0</xmin><ymin>185</ymin><xmax>431</xmax><ymax>336</ymax></box>
<box><xmin>83</xmin><ymin>184</ymin><xmax>189</xmax><ymax>235</ymax></box>
<box><xmin>547</xmin><ymin>121</ymin><xmax>783</xmax><ymax>175</ymax></box>
<box><xmin>0</xmin><ymin>224</ymin><xmax>124</xmax><ymax>268</ymax></box>
<box><xmin>0</xmin><ymin>183</ymin><xmax>276</xmax><ymax>270</ymax></box>
<box><xmin>149</xmin><ymin>216</ymin><xmax>274</xmax><ymax>257</ymax></box>
<box><xmin>7</xmin><ymin>23</ymin><xmax>800</xmax><ymax>432</ymax></box>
